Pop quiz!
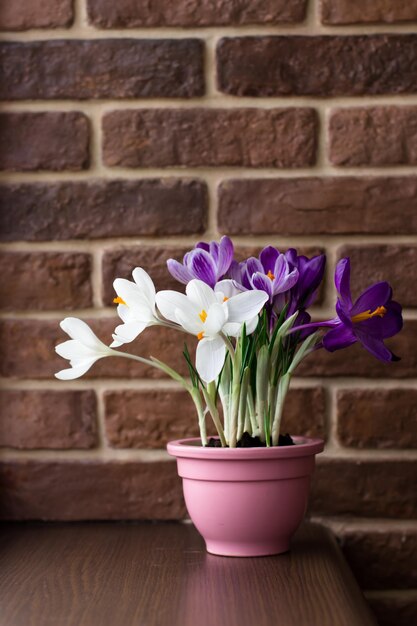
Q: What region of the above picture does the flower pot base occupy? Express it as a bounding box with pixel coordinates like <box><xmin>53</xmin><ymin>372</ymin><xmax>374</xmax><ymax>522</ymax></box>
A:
<box><xmin>206</xmin><ymin>539</ymin><xmax>290</xmax><ymax>558</ymax></box>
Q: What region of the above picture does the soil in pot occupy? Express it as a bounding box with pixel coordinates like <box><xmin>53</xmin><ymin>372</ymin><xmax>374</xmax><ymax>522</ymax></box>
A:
<box><xmin>205</xmin><ymin>432</ymin><xmax>294</xmax><ymax>448</ymax></box>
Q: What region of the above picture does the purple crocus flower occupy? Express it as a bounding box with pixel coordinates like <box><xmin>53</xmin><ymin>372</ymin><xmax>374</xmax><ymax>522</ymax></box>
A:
<box><xmin>292</xmin><ymin>258</ymin><xmax>403</xmax><ymax>362</ymax></box>
<box><xmin>230</xmin><ymin>246</ymin><xmax>299</xmax><ymax>304</ymax></box>
<box><xmin>285</xmin><ymin>248</ymin><xmax>326</xmax><ymax>314</ymax></box>
<box><xmin>167</xmin><ymin>236</ymin><xmax>234</xmax><ymax>288</ymax></box>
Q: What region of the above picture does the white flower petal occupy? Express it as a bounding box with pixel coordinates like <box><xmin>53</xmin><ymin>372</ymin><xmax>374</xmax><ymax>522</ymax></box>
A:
<box><xmin>55</xmin><ymin>359</ymin><xmax>98</xmax><ymax>380</ymax></box>
<box><xmin>196</xmin><ymin>336</ymin><xmax>226</xmax><ymax>383</ymax></box>
<box><xmin>222</xmin><ymin>322</ymin><xmax>241</xmax><ymax>337</ymax></box>
<box><xmin>215</xmin><ymin>279</ymin><xmax>243</xmax><ymax>299</ymax></box>
<box><xmin>113</xmin><ymin>279</ymin><xmax>155</xmax><ymax>320</ymax></box>
<box><xmin>223</xmin><ymin>315</ymin><xmax>259</xmax><ymax>338</ymax></box>
<box><xmin>117</xmin><ymin>304</ymin><xmax>130</xmax><ymax>323</ymax></box>
<box><xmin>111</xmin><ymin>320</ymin><xmax>148</xmax><ymax>346</ymax></box>
<box><xmin>55</xmin><ymin>339</ymin><xmax>98</xmax><ymax>361</ymax></box>
<box><xmin>186</xmin><ymin>280</ymin><xmax>218</xmax><ymax>311</ymax></box>
<box><xmin>246</xmin><ymin>315</ymin><xmax>259</xmax><ymax>335</ymax></box>
<box><xmin>60</xmin><ymin>318</ymin><xmax>105</xmax><ymax>351</ymax></box>
<box><xmin>204</xmin><ymin>303</ymin><xmax>227</xmax><ymax>337</ymax></box>
<box><xmin>132</xmin><ymin>267</ymin><xmax>156</xmax><ymax>306</ymax></box>
<box><xmin>175</xmin><ymin>307</ymin><xmax>202</xmax><ymax>335</ymax></box>
<box><xmin>156</xmin><ymin>290</ymin><xmax>194</xmax><ymax>323</ymax></box>
<box><xmin>227</xmin><ymin>290</ymin><xmax>268</xmax><ymax>324</ymax></box>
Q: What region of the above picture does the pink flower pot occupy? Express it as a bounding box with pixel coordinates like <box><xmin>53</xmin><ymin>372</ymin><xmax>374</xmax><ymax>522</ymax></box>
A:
<box><xmin>167</xmin><ymin>436</ymin><xmax>324</xmax><ymax>557</ymax></box>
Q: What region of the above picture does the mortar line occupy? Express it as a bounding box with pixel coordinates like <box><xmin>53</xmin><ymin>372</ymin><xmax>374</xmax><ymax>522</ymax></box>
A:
<box><xmin>2</xmin><ymin>24</ymin><xmax>417</xmax><ymax>40</ymax></box>
<box><xmin>326</xmin><ymin>385</ymin><xmax>339</xmax><ymax>448</ymax></box>
<box><xmin>0</xmin><ymin>448</ymin><xmax>172</xmax><ymax>461</ymax></box>
<box><xmin>1</xmin><ymin>445</ymin><xmax>416</xmax><ymax>461</ymax></box>
<box><xmin>2</xmin><ymin>235</ymin><xmax>417</xmax><ymax>252</ymax></box>
<box><xmin>2</xmin><ymin>165</ymin><xmax>417</xmax><ymax>183</ymax></box>
<box><xmin>3</xmin><ymin>377</ymin><xmax>417</xmax><ymax>391</ymax></box>
<box><xmin>73</xmin><ymin>0</ymin><xmax>87</xmax><ymax>29</ymax></box>
<box><xmin>3</xmin><ymin>95</ymin><xmax>417</xmax><ymax>111</ymax></box>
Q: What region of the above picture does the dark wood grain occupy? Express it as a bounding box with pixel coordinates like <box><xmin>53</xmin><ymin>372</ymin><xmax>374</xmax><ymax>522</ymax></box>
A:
<box><xmin>0</xmin><ymin>522</ymin><xmax>376</xmax><ymax>626</ymax></box>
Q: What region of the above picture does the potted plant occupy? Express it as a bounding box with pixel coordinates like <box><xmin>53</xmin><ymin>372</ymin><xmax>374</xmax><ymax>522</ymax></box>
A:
<box><xmin>55</xmin><ymin>237</ymin><xmax>403</xmax><ymax>557</ymax></box>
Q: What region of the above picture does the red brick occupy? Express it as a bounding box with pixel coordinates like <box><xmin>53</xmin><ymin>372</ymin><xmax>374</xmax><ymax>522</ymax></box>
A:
<box><xmin>327</xmin><ymin>522</ymin><xmax>417</xmax><ymax>589</ymax></box>
<box><xmin>218</xmin><ymin>177</ymin><xmax>417</xmax><ymax>236</ymax></box>
<box><xmin>102</xmin><ymin>244</ymin><xmax>324</xmax><ymax>306</ymax></box>
<box><xmin>87</xmin><ymin>0</ymin><xmax>307</xmax><ymax>27</ymax></box>
<box><xmin>104</xmin><ymin>389</ymin><xmax>201</xmax><ymax>448</ymax></box>
<box><xmin>329</xmin><ymin>107</ymin><xmax>417</xmax><ymax>166</ymax></box>
<box><xmin>0</xmin><ymin>252</ymin><xmax>92</xmax><ymax>311</ymax></box>
<box><xmin>217</xmin><ymin>36</ymin><xmax>417</xmax><ymax>97</ymax></box>
<box><xmin>102</xmin><ymin>108</ymin><xmax>318</xmax><ymax>168</ymax></box>
<box><xmin>104</xmin><ymin>386</ymin><xmax>326</xmax><ymax>449</ymax></box>
<box><xmin>281</xmin><ymin>387</ymin><xmax>327</xmax><ymax>439</ymax></box>
<box><xmin>298</xmin><ymin>320</ymin><xmax>417</xmax><ymax>378</ymax></box>
<box><xmin>0</xmin><ymin>112</ymin><xmax>89</xmax><ymax>171</ymax></box>
<box><xmin>0</xmin><ymin>40</ymin><xmax>204</xmax><ymax>100</ymax></box>
<box><xmin>0</xmin><ymin>0</ymin><xmax>73</xmax><ymax>30</ymax></box>
<box><xmin>321</xmin><ymin>0</ymin><xmax>417</xmax><ymax>25</ymax></box>
<box><xmin>0</xmin><ymin>460</ymin><xmax>185</xmax><ymax>520</ymax></box>
<box><xmin>0</xmin><ymin>180</ymin><xmax>207</xmax><ymax>241</ymax></box>
<box><xmin>0</xmin><ymin>390</ymin><xmax>98</xmax><ymax>449</ymax></box>
<box><xmin>367</xmin><ymin>593</ymin><xmax>417</xmax><ymax>626</ymax></box>
<box><xmin>311</xmin><ymin>458</ymin><xmax>417</xmax><ymax>518</ymax></box>
<box><xmin>338</xmin><ymin>245</ymin><xmax>417</xmax><ymax>308</ymax></box>
<box><xmin>336</xmin><ymin>389</ymin><xmax>417</xmax><ymax>449</ymax></box>
<box><xmin>0</xmin><ymin>318</ymin><xmax>193</xmax><ymax>380</ymax></box>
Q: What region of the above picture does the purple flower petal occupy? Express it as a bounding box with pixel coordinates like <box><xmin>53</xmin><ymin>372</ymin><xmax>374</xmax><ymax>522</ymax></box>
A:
<box><xmin>209</xmin><ymin>241</ymin><xmax>219</xmax><ymax>265</ymax></box>
<box><xmin>336</xmin><ymin>299</ymin><xmax>352</xmax><ymax>327</ymax></box>
<box><xmin>356</xmin><ymin>301</ymin><xmax>403</xmax><ymax>339</ymax></box>
<box><xmin>251</xmin><ymin>272</ymin><xmax>273</xmax><ymax>300</ymax></box>
<box><xmin>246</xmin><ymin>257</ymin><xmax>263</xmax><ymax>277</ymax></box>
<box><xmin>195</xmin><ymin>241</ymin><xmax>210</xmax><ymax>252</ymax></box>
<box><xmin>285</xmin><ymin>248</ymin><xmax>298</xmax><ymax>268</ymax></box>
<box><xmin>351</xmin><ymin>282</ymin><xmax>392</xmax><ymax>317</ymax></box>
<box><xmin>273</xmin><ymin>266</ymin><xmax>299</xmax><ymax>295</ymax></box>
<box><xmin>272</xmin><ymin>254</ymin><xmax>288</xmax><ymax>283</ymax></box>
<box><xmin>260</xmin><ymin>246</ymin><xmax>279</xmax><ymax>273</ymax></box>
<box><xmin>188</xmin><ymin>249</ymin><xmax>217</xmax><ymax>287</ymax></box>
<box><xmin>356</xmin><ymin>332</ymin><xmax>399</xmax><ymax>362</ymax></box>
<box><xmin>183</xmin><ymin>251</ymin><xmax>192</xmax><ymax>266</ymax></box>
<box><xmin>300</xmin><ymin>254</ymin><xmax>326</xmax><ymax>308</ymax></box>
<box><xmin>323</xmin><ymin>324</ymin><xmax>357</xmax><ymax>352</ymax></box>
<box><xmin>166</xmin><ymin>259</ymin><xmax>194</xmax><ymax>285</ymax></box>
<box><xmin>335</xmin><ymin>258</ymin><xmax>352</xmax><ymax>307</ymax></box>
<box><xmin>229</xmin><ymin>260</ymin><xmax>244</xmax><ymax>283</ymax></box>
<box><xmin>217</xmin><ymin>236</ymin><xmax>234</xmax><ymax>278</ymax></box>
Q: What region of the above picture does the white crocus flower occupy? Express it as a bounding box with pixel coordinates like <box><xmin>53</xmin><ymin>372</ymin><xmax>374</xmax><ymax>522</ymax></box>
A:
<box><xmin>55</xmin><ymin>318</ymin><xmax>115</xmax><ymax>380</ymax></box>
<box><xmin>111</xmin><ymin>268</ymin><xmax>160</xmax><ymax>347</ymax></box>
<box><xmin>156</xmin><ymin>279</ymin><xmax>268</xmax><ymax>383</ymax></box>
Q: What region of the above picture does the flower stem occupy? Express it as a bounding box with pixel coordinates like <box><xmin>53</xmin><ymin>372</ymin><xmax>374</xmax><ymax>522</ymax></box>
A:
<box><xmin>220</xmin><ymin>332</ymin><xmax>235</xmax><ymax>359</ymax></box>
<box><xmin>203</xmin><ymin>383</ymin><xmax>227</xmax><ymax>447</ymax></box>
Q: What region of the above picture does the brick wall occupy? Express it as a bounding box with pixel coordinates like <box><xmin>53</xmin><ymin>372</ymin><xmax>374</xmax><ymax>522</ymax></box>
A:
<box><xmin>0</xmin><ymin>1</ymin><xmax>416</xmax><ymax>623</ymax></box>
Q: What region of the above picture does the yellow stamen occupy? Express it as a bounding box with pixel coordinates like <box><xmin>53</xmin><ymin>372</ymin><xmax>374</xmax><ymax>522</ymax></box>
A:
<box><xmin>223</xmin><ymin>296</ymin><xmax>229</xmax><ymax>302</ymax></box>
<box><xmin>351</xmin><ymin>305</ymin><xmax>387</xmax><ymax>324</ymax></box>
<box><xmin>113</xmin><ymin>296</ymin><xmax>126</xmax><ymax>305</ymax></box>
<box><xmin>197</xmin><ymin>331</ymin><xmax>205</xmax><ymax>340</ymax></box>
<box><xmin>199</xmin><ymin>309</ymin><xmax>208</xmax><ymax>323</ymax></box>
<box><xmin>267</xmin><ymin>270</ymin><xmax>275</xmax><ymax>280</ymax></box>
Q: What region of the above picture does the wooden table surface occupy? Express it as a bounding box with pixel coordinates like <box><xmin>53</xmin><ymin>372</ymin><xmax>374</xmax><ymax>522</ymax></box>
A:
<box><xmin>0</xmin><ymin>521</ymin><xmax>376</xmax><ymax>626</ymax></box>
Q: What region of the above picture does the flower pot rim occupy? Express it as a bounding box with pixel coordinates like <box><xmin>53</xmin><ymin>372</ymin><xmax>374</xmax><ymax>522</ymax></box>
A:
<box><xmin>167</xmin><ymin>436</ymin><xmax>324</xmax><ymax>460</ymax></box>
